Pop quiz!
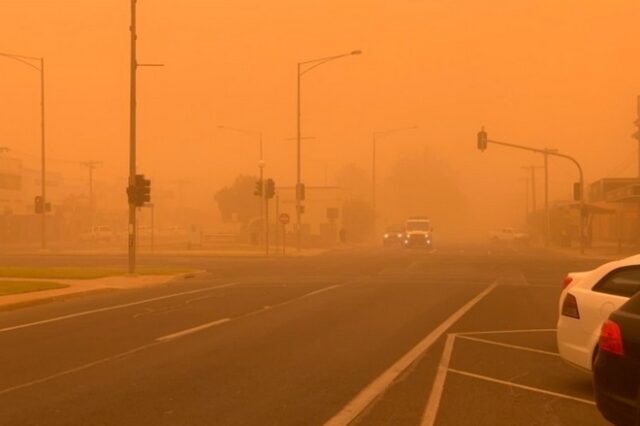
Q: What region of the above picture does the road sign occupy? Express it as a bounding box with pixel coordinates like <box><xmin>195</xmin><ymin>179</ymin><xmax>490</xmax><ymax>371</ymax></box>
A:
<box><xmin>279</xmin><ymin>213</ymin><xmax>290</xmax><ymax>225</ymax></box>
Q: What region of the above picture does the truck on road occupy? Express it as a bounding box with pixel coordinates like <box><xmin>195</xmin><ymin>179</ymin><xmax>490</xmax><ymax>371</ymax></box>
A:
<box><xmin>403</xmin><ymin>217</ymin><xmax>433</xmax><ymax>249</ymax></box>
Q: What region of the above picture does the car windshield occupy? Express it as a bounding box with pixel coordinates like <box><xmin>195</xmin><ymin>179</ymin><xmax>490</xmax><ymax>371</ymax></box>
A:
<box><xmin>406</xmin><ymin>221</ymin><xmax>430</xmax><ymax>231</ymax></box>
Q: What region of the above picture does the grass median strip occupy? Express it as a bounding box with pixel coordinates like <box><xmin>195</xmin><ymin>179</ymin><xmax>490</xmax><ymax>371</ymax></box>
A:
<box><xmin>0</xmin><ymin>266</ymin><xmax>192</xmax><ymax>280</ymax></box>
<box><xmin>0</xmin><ymin>281</ymin><xmax>68</xmax><ymax>296</ymax></box>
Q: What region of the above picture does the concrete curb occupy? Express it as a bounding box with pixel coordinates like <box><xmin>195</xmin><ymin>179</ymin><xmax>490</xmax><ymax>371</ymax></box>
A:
<box><xmin>0</xmin><ymin>271</ymin><xmax>201</xmax><ymax>312</ymax></box>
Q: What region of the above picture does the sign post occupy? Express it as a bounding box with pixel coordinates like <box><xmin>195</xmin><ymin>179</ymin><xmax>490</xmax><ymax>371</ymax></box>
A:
<box><xmin>279</xmin><ymin>213</ymin><xmax>290</xmax><ymax>255</ymax></box>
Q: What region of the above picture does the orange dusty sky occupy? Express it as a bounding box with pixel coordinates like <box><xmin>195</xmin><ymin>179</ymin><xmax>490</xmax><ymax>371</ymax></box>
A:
<box><xmin>2</xmin><ymin>0</ymin><xmax>640</xmax><ymax>226</ymax></box>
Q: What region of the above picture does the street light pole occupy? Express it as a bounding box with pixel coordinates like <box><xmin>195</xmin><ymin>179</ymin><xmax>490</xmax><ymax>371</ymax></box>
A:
<box><xmin>296</xmin><ymin>50</ymin><xmax>362</xmax><ymax>253</ymax></box>
<box><xmin>0</xmin><ymin>52</ymin><xmax>46</xmax><ymax>249</ymax></box>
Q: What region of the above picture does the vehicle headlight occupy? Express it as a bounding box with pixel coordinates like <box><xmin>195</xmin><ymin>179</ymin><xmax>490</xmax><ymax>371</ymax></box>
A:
<box><xmin>384</xmin><ymin>234</ymin><xmax>389</xmax><ymax>238</ymax></box>
<box><xmin>397</xmin><ymin>233</ymin><xmax>403</xmax><ymax>238</ymax></box>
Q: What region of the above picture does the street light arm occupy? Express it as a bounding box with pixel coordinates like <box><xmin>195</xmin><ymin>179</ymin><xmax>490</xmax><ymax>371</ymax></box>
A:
<box><xmin>0</xmin><ymin>52</ymin><xmax>41</xmax><ymax>71</ymax></box>
<box><xmin>487</xmin><ymin>138</ymin><xmax>548</xmax><ymax>155</ymax></box>
<box><xmin>299</xmin><ymin>51</ymin><xmax>360</xmax><ymax>76</ymax></box>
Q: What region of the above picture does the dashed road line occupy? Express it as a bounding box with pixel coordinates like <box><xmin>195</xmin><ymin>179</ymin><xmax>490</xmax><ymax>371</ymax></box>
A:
<box><xmin>0</xmin><ymin>283</ymin><xmax>344</xmax><ymax>396</ymax></box>
<box><xmin>0</xmin><ymin>282</ymin><xmax>237</xmax><ymax>334</ymax></box>
<box><xmin>156</xmin><ymin>318</ymin><xmax>231</xmax><ymax>342</ymax></box>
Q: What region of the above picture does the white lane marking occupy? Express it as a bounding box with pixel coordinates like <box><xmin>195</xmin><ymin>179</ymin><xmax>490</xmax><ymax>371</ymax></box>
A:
<box><xmin>456</xmin><ymin>335</ymin><xmax>560</xmax><ymax>357</ymax></box>
<box><xmin>302</xmin><ymin>284</ymin><xmax>342</xmax><ymax>298</ymax></box>
<box><xmin>421</xmin><ymin>334</ymin><xmax>456</xmax><ymax>426</ymax></box>
<box><xmin>156</xmin><ymin>318</ymin><xmax>230</xmax><ymax>342</ymax></box>
<box><xmin>0</xmin><ymin>282</ymin><xmax>344</xmax><ymax>396</ymax></box>
<box><xmin>323</xmin><ymin>283</ymin><xmax>497</xmax><ymax>426</ymax></box>
<box><xmin>157</xmin><ymin>284</ymin><xmax>344</xmax><ymax>342</ymax></box>
<box><xmin>237</xmin><ymin>284</ymin><xmax>343</xmax><ymax>321</ymax></box>
<box><xmin>456</xmin><ymin>328</ymin><xmax>555</xmax><ymax>336</ymax></box>
<box><xmin>0</xmin><ymin>282</ymin><xmax>237</xmax><ymax>334</ymax></box>
<box><xmin>0</xmin><ymin>342</ymin><xmax>160</xmax><ymax>396</ymax></box>
<box><xmin>447</xmin><ymin>368</ymin><xmax>596</xmax><ymax>405</ymax></box>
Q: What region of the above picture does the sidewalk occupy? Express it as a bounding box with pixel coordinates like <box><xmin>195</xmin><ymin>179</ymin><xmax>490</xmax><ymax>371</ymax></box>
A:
<box><xmin>0</xmin><ymin>273</ymin><xmax>188</xmax><ymax>311</ymax></box>
<box><xmin>0</xmin><ymin>246</ymin><xmax>332</xmax><ymax>258</ymax></box>
<box><xmin>544</xmin><ymin>243</ymin><xmax>640</xmax><ymax>261</ymax></box>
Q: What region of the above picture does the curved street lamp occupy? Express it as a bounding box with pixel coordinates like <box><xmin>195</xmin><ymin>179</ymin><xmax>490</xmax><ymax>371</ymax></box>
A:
<box><xmin>0</xmin><ymin>52</ymin><xmax>46</xmax><ymax>249</ymax></box>
<box><xmin>295</xmin><ymin>49</ymin><xmax>362</xmax><ymax>252</ymax></box>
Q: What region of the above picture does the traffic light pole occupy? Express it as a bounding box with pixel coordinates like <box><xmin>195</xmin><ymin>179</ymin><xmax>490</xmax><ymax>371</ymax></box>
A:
<box><xmin>478</xmin><ymin>130</ymin><xmax>585</xmax><ymax>254</ymax></box>
<box><xmin>128</xmin><ymin>1</ymin><xmax>161</xmax><ymax>273</ymax></box>
<box><xmin>128</xmin><ymin>0</ymin><xmax>137</xmax><ymax>274</ymax></box>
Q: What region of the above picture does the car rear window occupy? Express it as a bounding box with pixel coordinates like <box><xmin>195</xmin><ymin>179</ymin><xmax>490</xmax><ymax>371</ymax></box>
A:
<box><xmin>593</xmin><ymin>266</ymin><xmax>640</xmax><ymax>298</ymax></box>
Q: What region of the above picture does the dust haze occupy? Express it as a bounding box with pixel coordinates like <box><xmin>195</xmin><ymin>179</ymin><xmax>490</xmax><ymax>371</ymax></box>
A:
<box><xmin>2</xmin><ymin>0</ymin><xmax>640</xmax><ymax>249</ymax></box>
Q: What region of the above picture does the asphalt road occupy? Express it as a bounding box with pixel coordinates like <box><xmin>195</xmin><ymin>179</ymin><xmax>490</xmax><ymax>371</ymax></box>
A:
<box><xmin>0</xmin><ymin>245</ymin><xmax>615</xmax><ymax>425</ymax></box>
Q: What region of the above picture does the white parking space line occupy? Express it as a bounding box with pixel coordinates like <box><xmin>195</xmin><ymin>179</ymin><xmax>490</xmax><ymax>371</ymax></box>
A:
<box><xmin>447</xmin><ymin>368</ymin><xmax>596</xmax><ymax>405</ymax></box>
<box><xmin>323</xmin><ymin>283</ymin><xmax>497</xmax><ymax>426</ymax></box>
<box><xmin>421</xmin><ymin>334</ymin><xmax>456</xmax><ymax>426</ymax></box>
<box><xmin>0</xmin><ymin>282</ymin><xmax>237</xmax><ymax>334</ymax></box>
<box><xmin>156</xmin><ymin>318</ymin><xmax>230</xmax><ymax>342</ymax></box>
<box><xmin>421</xmin><ymin>328</ymin><xmax>588</xmax><ymax>425</ymax></box>
<box><xmin>456</xmin><ymin>335</ymin><xmax>560</xmax><ymax>357</ymax></box>
<box><xmin>456</xmin><ymin>328</ymin><xmax>555</xmax><ymax>336</ymax></box>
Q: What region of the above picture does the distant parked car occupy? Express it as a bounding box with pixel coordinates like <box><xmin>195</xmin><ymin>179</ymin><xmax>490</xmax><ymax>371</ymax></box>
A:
<box><xmin>382</xmin><ymin>224</ymin><xmax>405</xmax><ymax>248</ymax></box>
<box><xmin>489</xmin><ymin>227</ymin><xmax>530</xmax><ymax>244</ymax></box>
<box><xmin>557</xmin><ymin>255</ymin><xmax>640</xmax><ymax>372</ymax></box>
<box><xmin>593</xmin><ymin>291</ymin><xmax>640</xmax><ymax>426</ymax></box>
<box><xmin>79</xmin><ymin>225</ymin><xmax>115</xmax><ymax>242</ymax></box>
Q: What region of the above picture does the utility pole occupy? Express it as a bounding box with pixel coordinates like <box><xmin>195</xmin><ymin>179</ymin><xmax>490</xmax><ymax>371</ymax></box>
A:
<box><xmin>40</xmin><ymin>57</ymin><xmax>46</xmax><ymax>251</ymax></box>
<box><xmin>521</xmin><ymin>166</ymin><xmax>542</xmax><ymax>212</ymax></box>
<box><xmin>521</xmin><ymin>177</ymin><xmax>530</xmax><ymax>222</ymax></box>
<box><xmin>81</xmin><ymin>161</ymin><xmax>101</xmax><ymax>229</ymax></box>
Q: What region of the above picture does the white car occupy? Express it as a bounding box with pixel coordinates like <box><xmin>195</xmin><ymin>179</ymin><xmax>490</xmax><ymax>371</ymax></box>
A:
<box><xmin>557</xmin><ymin>254</ymin><xmax>640</xmax><ymax>371</ymax></box>
<box><xmin>489</xmin><ymin>227</ymin><xmax>530</xmax><ymax>244</ymax></box>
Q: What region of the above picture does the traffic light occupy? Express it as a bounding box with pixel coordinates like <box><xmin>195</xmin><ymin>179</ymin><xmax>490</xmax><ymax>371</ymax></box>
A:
<box><xmin>34</xmin><ymin>196</ymin><xmax>43</xmax><ymax>214</ymax></box>
<box><xmin>296</xmin><ymin>182</ymin><xmax>305</xmax><ymax>201</ymax></box>
<box><xmin>477</xmin><ymin>127</ymin><xmax>488</xmax><ymax>152</ymax></box>
<box><xmin>127</xmin><ymin>174</ymin><xmax>151</xmax><ymax>207</ymax></box>
<box><xmin>573</xmin><ymin>182</ymin><xmax>583</xmax><ymax>201</ymax></box>
<box><xmin>633</xmin><ymin>118</ymin><xmax>640</xmax><ymax>142</ymax></box>
<box><xmin>265</xmin><ymin>178</ymin><xmax>275</xmax><ymax>199</ymax></box>
<box><xmin>34</xmin><ymin>196</ymin><xmax>52</xmax><ymax>213</ymax></box>
<box><xmin>136</xmin><ymin>174</ymin><xmax>151</xmax><ymax>204</ymax></box>
<box><xmin>254</xmin><ymin>179</ymin><xmax>263</xmax><ymax>197</ymax></box>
